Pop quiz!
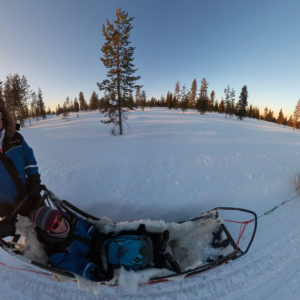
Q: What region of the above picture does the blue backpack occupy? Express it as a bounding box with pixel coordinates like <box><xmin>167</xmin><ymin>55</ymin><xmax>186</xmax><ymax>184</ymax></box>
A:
<box><xmin>105</xmin><ymin>235</ymin><xmax>154</xmax><ymax>270</ymax></box>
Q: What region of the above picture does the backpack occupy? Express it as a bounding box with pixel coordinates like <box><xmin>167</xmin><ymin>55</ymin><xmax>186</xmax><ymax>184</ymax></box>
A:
<box><xmin>104</xmin><ymin>235</ymin><xmax>154</xmax><ymax>270</ymax></box>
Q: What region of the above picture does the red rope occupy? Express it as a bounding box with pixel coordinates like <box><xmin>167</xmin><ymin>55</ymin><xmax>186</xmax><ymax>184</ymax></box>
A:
<box><xmin>0</xmin><ymin>261</ymin><xmax>52</xmax><ymax>277</ymax></box>
<box><xmin>224</xmin><ymin>219</ymin><xmax>253</xmax><ymax>225</ymax></box>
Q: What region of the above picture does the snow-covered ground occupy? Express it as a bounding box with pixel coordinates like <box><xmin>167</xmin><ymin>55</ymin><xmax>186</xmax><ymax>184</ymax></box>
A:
<box><xmin>1</xmin><ymin>108</ymin><xmax>300</xmax><ymax>299</ymax></box>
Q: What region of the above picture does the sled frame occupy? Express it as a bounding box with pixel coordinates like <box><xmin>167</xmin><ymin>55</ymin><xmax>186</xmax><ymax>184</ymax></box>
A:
<box><xmin>0</xmin><ymin>187</ymin><xmax>257</xmax><ymax>284</ymax></box>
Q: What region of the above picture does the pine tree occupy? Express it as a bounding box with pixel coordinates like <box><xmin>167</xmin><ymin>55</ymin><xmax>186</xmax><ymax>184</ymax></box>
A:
<box><xmin>230</xmin><ymin>88</ymin><xmax>236</xmax><ymax>116</ymax></box>
<box><xmin>213</xmin><ymin>100</ymin><xmax>219</xmax><ymax>112</ymax></box>
<box><xmin>62</xmin><ymin>97</ymin><xmax>71</xmax><ymax>119</ymax></box>
<box><xmin>180</xmin><ymin>85</ymin><xmax>189</xmax><ymax>113</ymax></box>
<box><xmin>263</xmin><ymin>107</ymin><xmax>269</xmax><ymax>120</ymax></box>
<box><xmin>236</xmin><ymin>85</ymin><xmax>248</xmax><ymax>120</ymax></box>
<box><xmin>190</xmin><ymin>79</ymin><xmax>197</xmax><ymax>109</ymax></box>
<box><xmin>128</xmin><ymin>92</ymin><xmax>134</xmax><ymax>108</ymax></box>
<box><xmin>174</xmin><ymin>81</ymin><xmax>180</xmax><ymax>108</ymax></box>
<box><xmin>79</xmin><ymin>92</ymin><xmax>87</xmax><ymax>111</ymax></box>
<box><xmin>224</xmin><ymin>85</ymin><xmax>231</xmax><ymax>117</ymax></box>
<box><xmin>74</xmin><ymin>98</ymin><xmax>79</xmax><ymax>112</ymax></box>
<box><xmin>247</xmin><ymin>104</ymin><xmax>253</xmax><ymax>118</ymax></box>
<box><xmin>277</xmin><ymin>108</ymin><xmax>285</xmax><ymax>125</ymax></box>
<box><xmin>264</xmin><ymin>108</ymin><xmax>275</xmax><ymax>123</ymax></box>
<box><xmin>254</xmin><ymin>107</ymin><xmax>260</xmax><ymax>119</ymax></box>
<box><xmin>89</xmin><ymin>91</ymin><xmax>99</xmax><ymax>110</ymax></box>
<box><xmin>287</xmin><ymin>115</ymin><xmax>294</xmax><ymax>128</ymax></box>
<box><xmin>197</xmin><ymin>78</ymin><xmax>208</xmax><ymax>114</ymax></box>
<box><xmin>141</xmin><ymin>90</ymin><xmax>147</xmax><ymax>110</ymax></box>
<box><xmin>174</xmin><ymin>81</ymin><xmax>180</xmax><ymax>100</ymax></box>
<box><xmin>3</xmin><ymin>74</ymin><xmax>30</xmax><ymax>125</ymax></box>
<box><xmin>98</xmin><ymin>8</ymin><xmax>141</xmax><ymax>135</ymax></box>
<box><xmin>135</xmin><ymin>87</ymin><xmax>141</xmax><ymax>106</ymax></box>
<box><xmin>209</xmin><ymin>90</ymin><xmax>215</xmax><ymax>112</ymax></box>
<box><xmin>166</xmin><ymin>92</ymin><xmax>173</xmax><ymax>109</ymax></box>
<box><xmin>293</xmin><ymin>99</ymin><xmax>300</xmax><ymax>128</ymax></box>
<box><xmin>218</xmin><ymin>99</ymin><xmax>225</xmax><ymax>113</ymax></box>
<box><xmin>30</xmin><ymin>91</ymin><xmax>39</xmax><ymax>120</ymax></box>
<box><xmin>224</xmin><ymin>86</ymin><xmax>236</xmax><ymax>117</ymax></box>
<box><xmin>37</xmin><ymin>88</ymin><xmax>46</xmax><ymax>119</ymax></box>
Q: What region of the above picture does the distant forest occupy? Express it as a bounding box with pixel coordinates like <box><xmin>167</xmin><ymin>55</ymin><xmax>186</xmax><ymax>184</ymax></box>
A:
<box><xmin>0</xmin><ymin>73</ymin><xmax>299</xmax><ymax>129</ymax></box>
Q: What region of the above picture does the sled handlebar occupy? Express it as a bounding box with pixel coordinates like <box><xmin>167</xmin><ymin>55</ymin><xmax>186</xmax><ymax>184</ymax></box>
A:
<box><xmin>41</xmin><ymin>185</ymin><xmax>101</xmax><ymax>221</ymax></box>
<box><xmin>214</xmin><ymin>206</ymin><xmax>257</xmax><ymax>256</ymax></box>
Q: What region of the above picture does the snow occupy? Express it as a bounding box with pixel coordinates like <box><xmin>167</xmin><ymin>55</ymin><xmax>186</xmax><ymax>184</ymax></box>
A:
<box><xmin>1</xmin><ymin>108</ymin><xmax>300</xmax><ymax>299</ymax></box>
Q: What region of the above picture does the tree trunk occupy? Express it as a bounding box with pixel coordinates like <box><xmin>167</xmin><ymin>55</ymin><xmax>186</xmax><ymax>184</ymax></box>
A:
<box><xmin>116</xmin><ymin>43</ymin><xmax>123</xmax><ymax>135</ymax></box>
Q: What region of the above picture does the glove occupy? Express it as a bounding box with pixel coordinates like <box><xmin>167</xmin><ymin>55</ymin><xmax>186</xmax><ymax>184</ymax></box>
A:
<box><xmin>27</xmin><ymin>174</ymin><xmax>42</xmax><ymax>200</ymax></box>
<box><xmin>23</xmin><ymin>174</ymin><xmax>42</xmax><ymax>216</ymax></box>
<box><xmin>90</xmin><ymin>267</ymin><xmax>114</xmax><ymax>282</ymax></box>
<box><xmin>0</xmin><ymin>218</ymin><xmax>16</xmax><ymax>238</ymax></box>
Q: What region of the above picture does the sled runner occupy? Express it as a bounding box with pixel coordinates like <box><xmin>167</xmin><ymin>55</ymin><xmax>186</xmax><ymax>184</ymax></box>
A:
<box><xmin>0</xmin><ymin>186</ymin><xmax>257</xmax><ymax>285</ymax></box>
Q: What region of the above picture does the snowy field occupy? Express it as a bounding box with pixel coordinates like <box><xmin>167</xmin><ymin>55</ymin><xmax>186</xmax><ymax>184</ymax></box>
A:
<box><xmin>1</xmin><ymin>108</ymin><xmax>300</xmax><ymax>299</ymax></box>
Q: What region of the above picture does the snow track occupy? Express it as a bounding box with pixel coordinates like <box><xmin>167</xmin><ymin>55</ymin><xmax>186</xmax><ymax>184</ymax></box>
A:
<box><xmin>2</xmin><ymin>110</ymin><xmax>300</xmax><ymax>299</ymax></box>
<box><xmin>1</xmin><ymin>203</ymin><xmax>300</xmax><ymax>299</ymax></box>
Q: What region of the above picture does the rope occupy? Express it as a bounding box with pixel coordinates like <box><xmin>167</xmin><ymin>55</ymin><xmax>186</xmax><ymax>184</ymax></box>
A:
<box><xmin>258</xmin><ymin>192</ymin><xmax>299</xmax><ymax>219</ymax></box>
<box><xmin>0</xmin><ymin>261</ymin><xmax>52</xmax><ymax>277</ymax></box>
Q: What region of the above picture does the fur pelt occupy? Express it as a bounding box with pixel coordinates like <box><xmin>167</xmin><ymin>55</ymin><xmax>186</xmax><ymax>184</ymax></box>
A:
<box><xmin>0</xmin><ymin>99</ymin><xmax>15</xmax><ymax>137</ymax></box>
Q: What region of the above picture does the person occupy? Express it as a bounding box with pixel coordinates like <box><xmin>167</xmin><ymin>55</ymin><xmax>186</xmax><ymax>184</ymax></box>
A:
<box><xmin>31</xmin><ymin>206</ymin><xmax>179</xmax><ymax>282</ymax></box>
<box><xmin>31</xmin><ymin>206</ymin><xmax>114</xmax><ymax>281</ymax></box>
<box><xmin>0</xmin><ymin>99</ymin><xmax>42</xmax><ymax>238</ymax></box>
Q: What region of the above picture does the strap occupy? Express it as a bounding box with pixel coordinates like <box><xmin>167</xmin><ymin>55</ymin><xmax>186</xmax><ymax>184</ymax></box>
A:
<box><xmin>72</xmin><ymin>234</ymin><xmax>92</xmax><ymax>246</ymax></box>
<box><xmin>0</xmin><ymin>152</ymin><xmax>25</xmax><ymax>197</ymax></box>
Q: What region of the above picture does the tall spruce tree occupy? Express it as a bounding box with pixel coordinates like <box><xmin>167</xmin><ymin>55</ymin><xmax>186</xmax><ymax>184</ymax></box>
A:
<box><xmin>180</xmin><ymin>85</ymin><xmax>189</xmax><ymax>112</ymax></box>
<box><xmin>74</xmin><ymin>98</ymin><xmax>79</xmax><ymax>112</ymax></box>
<box><xmin>37</xmin><ymin>88</ymin><xmax>46</xmax><ymax>120</ymax></box>
<box><xmin>141</xmin><ymin>90</ymin><xmax>147</xmax><ymax>109</ymax></box>
<box><xmin>135</xmin><ymin>87</ymin><xmax>141</xmax><ymax>106</ymax></box>
<box><xmin>197</xmin><ymin>78</ymin><xmax>209</xmax><ymax>114</ymax></box>
<box><xmin>98</xmin><ymin>8</ymin><xmax>141</xmax><ymax>135</ymax></box>
<box><xmin>288</xmin><ymin>115</ymin><xmax>294</xmax><ymax>128</ymax></box>
<box><xmin>89</xmin><ymin>91</ymin><xmax>99</xmax><ymax>110</ymax></box>
<box><xmin>236</xmin><ymin>85</ymin><xmax>248</xmax><ymax>120</ymax></box>
<box><xmin>190</xmin><ymin>79</ymin><xmax>197</xmax><ymax>109</ymax></box>
<box><xmin>224</xmin><ymin>85</ymin><xmax>235</xmax><ymax>117</ymax></box>
<box><xmin>174</xmin><ymin>81</ymin><xmax>180</xmax><ymax>108</ymax></box>
<box><xmin>277</xmin><ymin>108</ymin><xmax>285</xmax><ymax>125</ymax></box>
<box><xmin>209</xmin><ymin>90</ymin><xmax>215</xmax><ymax>112</ymax></box>
<box><xmin>79</xmin><ymin>92</ymin><xmax>87</xmax><ymax>111</ymax></box>
<box><xmin>166</xmin><ymin>92</ymin><xmax>173</xmax><ymax>109</ymax></box>
<box><xmin>30</xmin><ymin>91</ymin><xmax>39</xmax><ymax>120</ymax></box>
<box><xmin>293</xmin><ymin>99</ymin><xmax>300</xmax><ymax>128</ymax></box>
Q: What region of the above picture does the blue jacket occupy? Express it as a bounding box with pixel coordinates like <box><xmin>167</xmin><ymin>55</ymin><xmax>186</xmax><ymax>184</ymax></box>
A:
<box><xmin>47</xmin><ymin>217</ymin><xmax>98</xmax><ymax>281</ymax></box>
<box><xmin>0</xmin><ymin>131</ymin><xmax>39</xmax><ymax>204</ymax></box>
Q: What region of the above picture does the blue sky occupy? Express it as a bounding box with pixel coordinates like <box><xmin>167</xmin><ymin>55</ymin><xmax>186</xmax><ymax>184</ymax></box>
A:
<box><xmin>0</xmin><ymin>0</ymin><xmax>299</xmax><ymax>116</ymax></box>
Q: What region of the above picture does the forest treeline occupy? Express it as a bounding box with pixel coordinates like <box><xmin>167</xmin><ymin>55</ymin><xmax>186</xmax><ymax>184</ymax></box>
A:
<box><xmin>56</xmin><ymin>79</ymin><xmax>296</xmax><ymax>128</ymax></box>
<box><xmin>0</xmin><ymin>73</ymin><xmax>299</xmax><ymax>129</ymax></box>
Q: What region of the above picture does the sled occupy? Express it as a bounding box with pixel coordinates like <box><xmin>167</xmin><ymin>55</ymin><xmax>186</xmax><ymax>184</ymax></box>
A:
<box><xmin>0</xmin><ymin>186</ymin><xmax>257</xmax><ymax>285</ymax></box>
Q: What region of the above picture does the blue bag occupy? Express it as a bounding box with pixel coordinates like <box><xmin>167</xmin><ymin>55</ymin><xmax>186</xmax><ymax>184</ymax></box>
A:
<box><xmin>105</xmin><ymin>235</ymin><xmax>153</xmax><ymax>270</ymax></box>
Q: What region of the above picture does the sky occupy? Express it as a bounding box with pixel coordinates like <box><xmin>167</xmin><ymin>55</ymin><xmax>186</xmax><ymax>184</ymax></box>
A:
<box><xmin>0</xmin><ymin>0</ymin><xmax>299</xmax><ymax>115</ymax></box>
